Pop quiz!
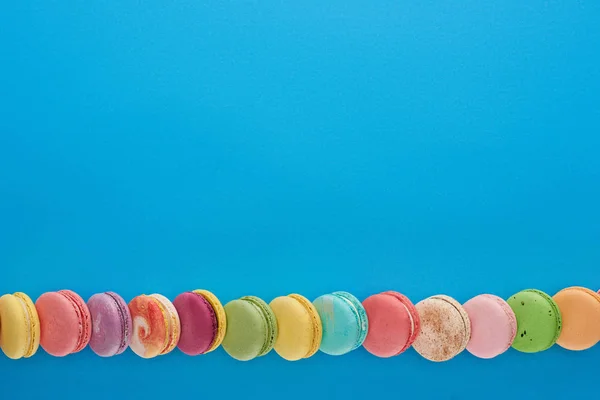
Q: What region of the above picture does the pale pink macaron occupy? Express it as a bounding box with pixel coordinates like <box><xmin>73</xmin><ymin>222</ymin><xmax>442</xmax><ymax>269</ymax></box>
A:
<box><xmin>463</xmin><ymin>294</ymin><xmax>517</xmax><ymax>359</ymax></box>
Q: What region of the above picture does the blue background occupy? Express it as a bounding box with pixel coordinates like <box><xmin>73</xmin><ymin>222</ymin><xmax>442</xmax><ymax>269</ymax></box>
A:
<box><xmin>1</xmin><ymin>1</ymin><xmax>599</xmax><ymax>399</ymax></box>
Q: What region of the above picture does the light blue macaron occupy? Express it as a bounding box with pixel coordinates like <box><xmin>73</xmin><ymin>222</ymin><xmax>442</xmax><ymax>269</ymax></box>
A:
<box><xmin>312</xmin><ymin>291</ymin><xmax>368</xmax><ymax>355</ymax></box>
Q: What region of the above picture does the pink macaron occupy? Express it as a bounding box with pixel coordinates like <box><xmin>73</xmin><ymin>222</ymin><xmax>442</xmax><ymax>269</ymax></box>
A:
<box><xmin>463</xmin><ymin>294</ymin><xmax>517</xmax><ymax>359</ymax></box>
<box><xmin>362</xmin><ymin>291</ymin><xmax>421</xmax><ymax>357</ymax></box>
<box><xmin>173</xmin><ymin>291</ymin><xmax>218</xmax><ymax>356</ymax></box>
<box><xmin>36</xmin><ymin>290</ymin><xmax>92</xmax><ymax>357</ymax></box>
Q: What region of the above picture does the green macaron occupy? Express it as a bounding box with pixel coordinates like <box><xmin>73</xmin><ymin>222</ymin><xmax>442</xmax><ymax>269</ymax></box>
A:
<box><xmin>222</xmin><ymin>295</ymin><xmax>278</xmax><ymax>361</ymax></box>
<box><xmin>507</xmin><ymin>289</ymin><xmax>562</xmax><ymax>353</ymax></box>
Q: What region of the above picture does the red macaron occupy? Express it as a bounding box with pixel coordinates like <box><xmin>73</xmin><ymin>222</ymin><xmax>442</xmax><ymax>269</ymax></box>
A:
<box><xmin>36</xmin><ymin>290</ymin><xmax>92</xmax><ymax>357</ymax></box>
<box><xmin>362</xmin><ymin>291</ymin><xmax>421</xmax><ymax>357</ymax></box>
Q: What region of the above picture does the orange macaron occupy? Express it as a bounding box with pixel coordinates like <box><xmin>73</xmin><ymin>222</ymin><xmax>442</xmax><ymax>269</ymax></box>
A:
<box><xmin>553</xmin><ymin>287</ymin><xmax>600</xmax><ymax>351</ymax></box>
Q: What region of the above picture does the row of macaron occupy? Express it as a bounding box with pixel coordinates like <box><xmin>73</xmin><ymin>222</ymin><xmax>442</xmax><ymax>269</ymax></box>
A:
<box><xmin>0</xmin><ymin>287</ymin><xmax>597</xmax><ymax>362</ymax></box>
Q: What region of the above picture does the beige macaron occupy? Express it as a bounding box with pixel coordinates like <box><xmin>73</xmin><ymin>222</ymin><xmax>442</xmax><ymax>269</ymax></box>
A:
<box><xmin>412</xmin><ymin>295</ymin><xmax>471</xmax><ymax>362</ymax></box>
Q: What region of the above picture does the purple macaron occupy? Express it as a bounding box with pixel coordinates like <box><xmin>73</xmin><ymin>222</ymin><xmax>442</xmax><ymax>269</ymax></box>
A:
<box><xmin>87</xmin><ymin>292</ymin><xmax>132</xmax><ymax>357</ymax></box>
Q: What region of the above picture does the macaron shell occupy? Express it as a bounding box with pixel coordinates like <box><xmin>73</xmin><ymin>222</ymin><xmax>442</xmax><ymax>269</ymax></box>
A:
<box><xmin>106</xmin><ymin>292</ymin><xmax>133</xmax><ymax>355</ymax></box>
<box><xmin>333</xmin><ymin>291</ymin><xmax>369</xmax><ymax>349</ymax></box>
<box><xmin>383</xmin><ymin>291</ymin><xmax>421</xmax><ymax>354</ymax></box>
<box><xmin>194</xmin><ymin>290</ymin><xmax>226</xmax><ymax>352</ymax></box>
<box><xmin>288</xmin><ymin>294</ymin><xmax>322</xmax><ymax>357</ymax></box>
<box><xmin>240</xmin><ymin>296</ymin><xmax>278</xmax><ymax>357</ymax></box>
<box><xmin>313</xmin><ymin>293</ymin><xmax>363</xmax><ymax>356</ymax></box>
<box><xmin>413</xmin><ymin>295</ymin><xmax>471</xmax><ymax>362</ymax></box>
<box><xmin>435</xmin><ymin>295</ymin><xmax>471</xmax><ymax>351</ymax></box>
<box><xmin>15</xmin><ymin>293</ymin><xmax>40</xmax><ymax>358</ymax></box>
<box><xmin>222</xmin><ymin>299</ymin><xmax>270</xmax><ymax>361</ymax></box>
<box><xmin>128</xmin><ymin>295</ymin><xmax>169</xmax><ymax>358</ymax></box>
<box><xmin>59</xmin><ymin>290</ymin><xmax>92</xmax><ymax>353</ymax></box>
<box><xmin>508</xmin><ymin>289</ymin><xmax>562</xmax><ymax>353</ymax></box>
<box><xmin>362</xmin><ymin>291</ymin><xmax>418</xmax><ymax>358</ymax></box>
<box><xmin>36</xmin><ymin>292</ymin><xmax>82</xmax><ymax>357</ymax></box>
<box><xmin>270</xmin><ymin>294</ymin><xmax>318</xmax><ymax>361</ymax></box>
<box><xmin>463</xmin><ymin>294</ymin><xmax>517</xmax><ymax>359</ymax></box>
<box><xmin>0</xmin><ymin>293</ymin><xmax>40</xmax><ymax>359</ymax></box>
<box><xmin>173</xmin><ymin>292</ymin><xmax>217</xmax><ymax>356</ymax></box>
<box><xmin>149</xmin><ymin>294</ymin><xmax>181</xmax><ymax>355</ymax></box>
<box><xmin>553</xmin><ymin>287</ymin><xmax>600</xmax><ymax>351</ymax></box>
<box><xmin>87</xmin><ymin>292</ymin><xmax>132</xmax><ymax>357</ymax></box>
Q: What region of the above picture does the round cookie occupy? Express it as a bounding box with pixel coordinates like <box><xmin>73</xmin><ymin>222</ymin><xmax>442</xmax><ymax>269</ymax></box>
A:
<box><xmin>463</xmin><ymin>294</ymin><xmax>516</xmax><ymax>359</ymax></box>
<box><xmin>362</xmin><ymin>291</ymin><xmax>420</xmax><ymax>357</ymax></box>
<box><xmin>507</xmin><ymin>289</ymin><xmax>562</xmax><ymax>353</ymax></box>
<box><xmin>36</xmin><ymin>290</ymin><xmax>92</xmax><ymax>357</ymax></box>
<box><xmin>413</xmin><ymin>295</ymin><xmax>471</xmax><ymax>362</ymax></box>
<box><xmin>0</xmin><ymin>292</ymin><xmax>40</xmax><ymax>359</ymax></box>
<box><xmin>553</xmin><ymin>287</ymin><xmax>600</xmax><ymax>351</ymax></box>
<box><xmin>222</xmin><ymin>296</ymin><xmax>278</xmax><ymax>361</ymax></box>
<box><xmin>312</xmin><ymin>291</ymin><xmax>368</xmax><ymax>356</ymax></box>
<box><xmin>128</xmin><ymin>294</ymin><xmax>180</xmax><ymax>358</ymax></box>
<box><xmin>269</xmin><ymin>294</ymin><xmax>322</xmax><ymax>361</ymax></box>
<box><xmin>173</xmin><ymin>291</ymin><xmax>218</xmax><ymax>356</ymax></box>
<box><xmin>87</xmin><ymin>292</ymin><xmax>132</xmax><ymax>357</ymax></box>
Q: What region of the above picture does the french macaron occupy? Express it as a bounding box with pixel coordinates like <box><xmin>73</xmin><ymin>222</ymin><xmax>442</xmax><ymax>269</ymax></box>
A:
<box><xmin>222</xmin><ymin>296</ymin><xmax>278</xmax><ymax>361</ymax></box>
<box><xmin>463</xmin><ymin>294</ymin><xmax>517</xmax><ymax>359</ymax></box>
<box><xmin>36</xmin><ymin>290</ymin><xmax>92</xmax><ymax>357</ymax></box>
<box><xmin>269</xmin><ymin>294</ymin><xmax>322</xmax><ymax>361</ymax></box>
<box><xmin>128</xmin><ymin>294</ymin><xmax>181</xmax><ymax>358</ymax></box>
<box><xmin>0</xmin><ymin>292</ymin><xmax>40</xmax><ymax>359</ymax></box>
<box><xmin>361</xmin><ymin>291</ymin><xmax>420</xmax><ymax>358</ymax></box>
<box><xmin>173</xmin><ymin>290</ymin><xmax>227</xmax><ymax>356</ymax></box>
<box><xmin>507</xmin><ymin>289</ymin><xmax>562</xmax><ymax>353</ymax></box>
<box><xmin>413</xmin><ymin>295</ymin><xmax>471</xmax><ymax>362</ymax></box>
<box><xmin>553</xmin><ymin>287</ymin><xmax>600</xmax><ymax>351</ymax></box>
<box><xmin>87</xmin><ymin>292</ymin><xmax>132</xmax><ymax>357</ymax></box>
<box><xmin>312</xmin><ymin>291</ymin><xmax>368</xmax><ymax>356</ymax></box>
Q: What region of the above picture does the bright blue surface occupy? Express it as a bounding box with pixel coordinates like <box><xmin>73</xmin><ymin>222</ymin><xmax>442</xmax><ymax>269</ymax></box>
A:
<box><xmin>1</xmin><ymin>1</ymin><xmax>599</xmax><ymax>399</ymax></box>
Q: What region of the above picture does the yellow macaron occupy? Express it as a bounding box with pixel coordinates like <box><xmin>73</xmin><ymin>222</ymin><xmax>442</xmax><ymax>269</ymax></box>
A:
<box><xmin>269</xmin><ymin>293</ymin><xmax>322</xmax><ymax>361</ymax></box>
<box><xmin>0</xmin><ymin>292</ymin><xmax>41</xmax><ymax>359</ymax></box>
